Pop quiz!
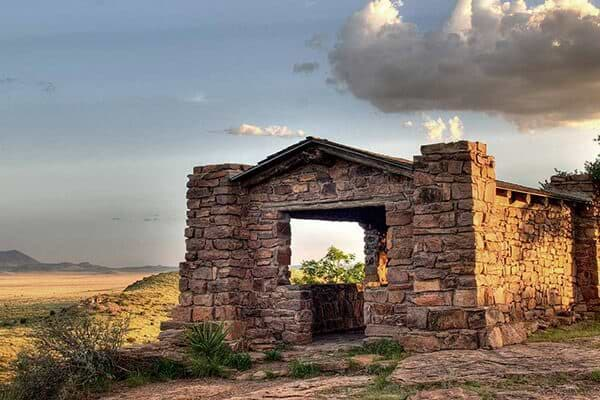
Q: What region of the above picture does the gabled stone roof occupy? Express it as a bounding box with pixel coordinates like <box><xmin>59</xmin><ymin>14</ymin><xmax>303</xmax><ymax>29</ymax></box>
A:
<box><xmin>230</xmin><ymin>137</ymin><xmax>413</xmax><ymax>183</ymax></box>
<box><xmin>230</xmin><ymin>137</ymin><xmax>590</xmax><ymax>203</ymax></box>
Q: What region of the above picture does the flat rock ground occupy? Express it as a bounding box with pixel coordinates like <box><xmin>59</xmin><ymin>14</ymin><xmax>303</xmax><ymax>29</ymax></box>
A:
<box><xmin>101</xmin><ymin>337</ymin><xmax>600</xmax><ymax>400</ymax></box>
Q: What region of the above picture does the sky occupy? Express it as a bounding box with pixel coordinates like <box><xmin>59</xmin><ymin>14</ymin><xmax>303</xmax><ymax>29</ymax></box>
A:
<box><xmin>1</xmin><ymin>0</ymin><xmax>600</xmax><ymax>266</ymax></box>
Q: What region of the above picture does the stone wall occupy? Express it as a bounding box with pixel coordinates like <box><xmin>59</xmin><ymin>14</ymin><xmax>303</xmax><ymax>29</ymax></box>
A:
<box><xmin>479</xmin><ymin>195</ymin><xmax>576</xmax><ymax>323</ymax></box>
<box><xmin>400</xmin><ymin>141</ymin><xmax>496</xmax><ymax>351</ymax></box>
<box><xmin>172</xmin><ymin>163</ymin><xmax>252</xmax><ymax>343</ymax></box>
<box><xmin>243</xmin><ymin>154</ymin><xmax>415</xmax><ymax>347</ymax></box>
<box><xmin>163</xmin><ymin>139</ymin><xmax>600</xmax><ymax>353</ymax></box>
<box><xmin>311</xmin><ymin>284</ymin><xmax>364</xmax><ymax>335</ymax></box>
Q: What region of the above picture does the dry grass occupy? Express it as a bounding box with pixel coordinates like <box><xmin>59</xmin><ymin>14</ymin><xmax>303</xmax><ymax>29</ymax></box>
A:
<box><xmin>0</xmin><ymin>272</ymin><xmax>179</xmax><ymax>381</ymax></box>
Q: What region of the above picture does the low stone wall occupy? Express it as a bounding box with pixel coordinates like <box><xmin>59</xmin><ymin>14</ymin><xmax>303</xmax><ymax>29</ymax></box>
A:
<box><xmin>311</xmin><ymin>284</ymin><xmax>364</xmax><ymax>335</ymax></box>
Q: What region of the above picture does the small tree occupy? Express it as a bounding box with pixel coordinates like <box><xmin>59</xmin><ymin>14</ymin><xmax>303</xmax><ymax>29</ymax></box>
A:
<box><xmin>585</xmin><ymin>135</ymin><xmax>600</xmax><ymax>181</ymax></box>
<box><xmin>292</xmin><ymin>246</ymin><xmax>365</xmax><ymax>285</ymax></box>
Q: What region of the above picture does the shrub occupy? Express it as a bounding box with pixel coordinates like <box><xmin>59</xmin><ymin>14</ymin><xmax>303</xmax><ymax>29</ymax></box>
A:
<box><xmin>264</xmin><ymin>349</ymin><xmax>283</xmax><ymax>362</ymax></box>
<box><xmin>366</xmin><ymin>363</ymin><xmax>396</xmax><ymax>376</ymax></box>
<box><xmin>151</xmin><ymin>358</ymin><xmax>188</xmax><ymax>381</ymax></box>
<box><xmin>6</xmin><ymin>311</ymin><xmax>129</xmax><ymax>400</ymax></box>
<box><xmin>124</xmin><ymin>372</ymin><xmax>152</xmax><ymax>388</ymax></box>
<box><xmin>188</xmin><ymin>357</ymin><xmax>228</xmax><ymax>378</ymax></box>
<box><xmin>225</xmin><ymin>352</ymin><xmax>252</xmax><ymax>371</ymax></box>
<box><xmin>291</xmin><ymin>246</ymin><xmax>365</xmax><ymax>285</ymax></box>
<box><xmin>589</xmin><ymin>370</ymin><xmax>600</xmax><ymax>382</ymax></box>
<box><xmin>187</xmin><ymin>322</ymin><xmax>230</xmax><ymax>362</ymax></box>
<box><xmin>185</xmin><ymin>322</ymin><xmax>251</xmax><ymax>376</ymax></box>
<box><xmin>289</xmin><ymin>360</ymin><xmax>321</xmax><ymax>379</ymax></box>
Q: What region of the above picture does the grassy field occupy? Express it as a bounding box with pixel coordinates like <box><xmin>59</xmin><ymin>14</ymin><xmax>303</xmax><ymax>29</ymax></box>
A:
<box><xmin>0</xmin><ymin>272</ymin><xmax>179</xmax><ymax>381</ymax></box>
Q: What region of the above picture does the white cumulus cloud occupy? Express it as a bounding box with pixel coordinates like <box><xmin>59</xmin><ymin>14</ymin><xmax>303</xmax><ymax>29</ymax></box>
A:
<box><xmin>448</xmin><ymin>116</ymin><xmax>465</xmax><ymax>140</ymax></box>
<box><xmin>224</xmin><ymin>124</ymin><xmax>308</xmax><ymax>138</ymax></box>
<box><xmin>330</xmin><ymin>0</ymin><xmax>600</xmax><ymax>131</ymax></box>
<box><xmin>422</xmin><ymin>115</ymin><xmax>465</xmax><ymax>142</ymax></box>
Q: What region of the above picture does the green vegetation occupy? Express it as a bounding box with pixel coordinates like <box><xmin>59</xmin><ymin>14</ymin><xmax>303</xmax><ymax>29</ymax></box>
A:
<box><xmin>355</xmin><ymin>364</ymin><xmax>411</xmax><ymax>400</ymax></box>
<box><xmin>264</xmin><ymin>349</ymin><xmax>283</xmax><ymax>362</ymax></box>
<box><xmin>291</xmin><ymin>246</ymin><xmax>365</xmax><ymax>285</ymax></box>
<box><xmin>0</xmin><ymin>272</ymin><xmax>179</xmax><ymax>381</ymax></box>
<box><xmin>186</xmin><ymin>322</ymin><xmax>252</xmax><ymax>378</ymax></box>
<box><xmin>2</xmin><ymin>312</ymin><xmax>128</xmax><ymax>400</ymax></box>
<box><xmin>224</xmin><ymin>352</ymin><xmax>252</xmax><ymax>371</ymax></box>
<box><xmin>289</xmin><ymin>360</ymin><xmax>321</xmax><ymax>378</ymax></box>
<box><xmin>529</xmin><ymin>320</ymin><xmax>600</xmax><ymax>342</ymax></box>
<box><xmin>589</xmin><ymin>370</ymin><xmax>600</xmax><ymax>383</ymax></box>
<box><xmin>347</xmin><ymin>339</ymin><xmax>407</xmax><ymax>361</ymax></box>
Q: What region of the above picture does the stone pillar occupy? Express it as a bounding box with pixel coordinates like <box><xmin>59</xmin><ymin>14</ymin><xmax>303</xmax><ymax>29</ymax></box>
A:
<box><xmin>547</xmin><ymin>174</ymin><xmax>600</xmax><ymax>315</ymax></box>
<box><xmin>168</xmin><ymin>163</ymin><xmax>252</xmax><ymax>342</ymax></box>
<box><xmin>402</xmin><ymin>141</ymin><xmax>498</xmax><ymax>351</ymax></box>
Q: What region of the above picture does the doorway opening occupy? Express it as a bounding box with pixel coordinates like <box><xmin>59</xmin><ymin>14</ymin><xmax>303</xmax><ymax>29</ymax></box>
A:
<box><xmin>284</xmin><ymin>206</ymin><xmax>388</xmax><ymax>338</ymax></box>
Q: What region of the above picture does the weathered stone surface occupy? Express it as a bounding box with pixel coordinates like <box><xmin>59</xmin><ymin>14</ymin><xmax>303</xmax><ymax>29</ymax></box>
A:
<box><xmin>393</xmin><ymin>342</ymin><xmax>600</xmax><ymax>385</ymax></box>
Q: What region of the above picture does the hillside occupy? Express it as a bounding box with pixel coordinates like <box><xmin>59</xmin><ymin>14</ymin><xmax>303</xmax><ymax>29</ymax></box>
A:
<box><xmin>0</xmin><ymin>272</ymin><xmax>179</xmax><ymax>381</ymax></box>
<box><xmin>82</xmin><ymin>272</ymin><xmax>179</xmax><ymax>343</ymax></box>
<box><xmin>0</xmin><ymin>250</ymin><xmax>176</xmax><ymax>274</ymax></box>
<box><xmin>0</xmin><ymin>250</ymin><xmax>39</xmax><ymax>267</ymax></box>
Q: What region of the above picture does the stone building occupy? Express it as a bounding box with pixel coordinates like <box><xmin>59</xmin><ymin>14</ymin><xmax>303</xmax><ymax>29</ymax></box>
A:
<box><xmin>161</xmin><ymin>138</ymin><xmax>600</xmax><ymax>352</ymax></box>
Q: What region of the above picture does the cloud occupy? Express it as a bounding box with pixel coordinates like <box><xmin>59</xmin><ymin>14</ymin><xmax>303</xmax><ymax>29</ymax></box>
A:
<box><xmin>305</xmin><ymin>33</ymin><xmax>328</xmax><ymax>50</ymax></box>
<box><xmin>329</xmin><ymin>0</ymin><xmax>600</xmax><ymax>131</ymax></box>
<box><xmin>293</xmin><ymin>62</ymin><xmax>320</xmax><ymax>74</ymax></box>
<box><xmin>422</xmin><ymin>115</ymin><xmax>465</xmax><ymax>141</ymax></box>
<box><xmin>448</xmin><ymin>116</ymin><xmax>465</xmax><ymax>140</ymax></box>
<box><xmin>423</xmin><ymin>116</ymin><xmax>447</xmax><ymax>141</ymax></box>
<box><xmin>403</xmin><ymin>120</ymin><xmax>414</xmax><ymax>128</ymax></box>
<box><xmin>187</xmin><ymin>93</ymin><xmax>207</xmax><ymax>103</ymax></box>
<box><xmin>224</xmin><ymin>124</ymin><xmax>308</xmax><ymax>138</ymax></box>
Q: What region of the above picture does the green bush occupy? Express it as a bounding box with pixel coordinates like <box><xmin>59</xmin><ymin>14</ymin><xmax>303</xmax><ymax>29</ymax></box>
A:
<box><xmin>187</xmin><ymin>322</ymin><xmax>230</xmax><ymax>362</ymax></box>
<box><xmin>185</xmin><ymin>322</ymin><xmax>251</xmax><ymax>377</ymax></box>
<box><xmin>151</xmin><ymin>358</ymin><xmax>188</xmax><ymax>381</ymax></box>
<box><xmin>291</xmin><ymin>246</ymin><xmax>365</xmax><ymax>285</ymax></box>
<box><xmin>5</xmin><ymin>312</ymin><xmax>128</xmax><ymax>400</ymax></box>
<box><xmin>188</xmin><ymin>357</ymin><xmax>228</xmax><ymax>378</ymax></box>
<box><xmin>225</xmin><ymin>352</ymin><xmax>252</xmax><ymax>371</ymax></box>
<box><xmin>264</xmin><ymin>349</ymin><xmax>283</xmax><ymax>362</ymax></box>
<box><xmin>589</xmin><ymin>370</ymin><xmax>600</xmax><ymax>382</ymax></box>
<box><xmin>289</xmin><ymin>360</ymin><xmax>321</xmax><ymax>379</ymax></box>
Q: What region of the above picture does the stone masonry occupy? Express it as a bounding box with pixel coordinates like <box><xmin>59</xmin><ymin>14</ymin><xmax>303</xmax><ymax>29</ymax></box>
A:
<box><xmin>161</xmin><ymin>138</ymin><xmax>600</xmax><ymax>352</ymax></box>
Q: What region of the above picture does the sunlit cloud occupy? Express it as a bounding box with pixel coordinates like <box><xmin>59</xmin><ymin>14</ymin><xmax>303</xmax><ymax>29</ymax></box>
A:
<box><xmin>330</xmin><ymin>0</ymin><xmax>600</xmax><ymax>131</ymax></box>
<box><xmin>422</xmin><ymin>115</ymin><xmax>465</xmax><ymax>142</ymax></box>
<box><xmin>223</xmin><ymin>123</ymin><xmax>308</xmax><ymax>138</ymax></box>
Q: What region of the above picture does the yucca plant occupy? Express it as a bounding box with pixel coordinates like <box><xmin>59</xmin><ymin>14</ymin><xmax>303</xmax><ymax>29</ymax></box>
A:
<box><xmin>186</xmin><ymin>322</ymin><xmax>231</xmax><ymax>361</ymax></box>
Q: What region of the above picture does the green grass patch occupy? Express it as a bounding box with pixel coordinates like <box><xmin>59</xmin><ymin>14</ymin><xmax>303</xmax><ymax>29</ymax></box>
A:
<box><xmin>224</xmin><ymin>352</ymin><xmax>252</xmax><ymax>371</ymax></box>
<box><xmin>124</xmin><ymin>372</ymin><xmax>153</xmax><ymax>388</ymax></box>
<box><xmin>289</xmin><ymin>360</ymin><xmax>321</xmax><ymax>379</ymax></box>
<box><xmin>347</xmin><ymin>339</ymin><xmax>407</xmax><ymax>361</ymax></box>
<box><xmin>588</xmin><ymin>370</ymin><xmax>600</xmax><ymax>382</ymax></box>
<box><xmin>264</xmin><ymin>349</ymin><xmax>283</xmax><ymax>362</ymax></box>
<box><xmin>366</xmin><ymin>363</ymin><xmax>396</xmax><ymax>376</ymax></box>
<box><xmin>529</xmin><ymin>320</ymin><xmax>600</xmax><ymax>342</ymax></box>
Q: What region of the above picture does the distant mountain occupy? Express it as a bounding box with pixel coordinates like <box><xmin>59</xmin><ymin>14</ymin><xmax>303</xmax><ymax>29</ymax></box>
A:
<box><xmin>0</xmin><ymin>250</ymin><xmax>40</xmax><ymax>267</ymax></box>
<box><xmin>0</xmin><ymin>250</ymin><xmax>176</xmax><ymax>274</ymax></box>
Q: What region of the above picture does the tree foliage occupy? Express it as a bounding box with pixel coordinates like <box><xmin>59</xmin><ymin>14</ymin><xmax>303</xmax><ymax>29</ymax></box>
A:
<box><xmin>585</xmin><ymin>135</ymin><xmax>600</xmax><ymax>181</ymax></box>
<box><xmin>292</xmin><ymin>246</ymin><xmax>365</xmax><ymax>285</ymax></box>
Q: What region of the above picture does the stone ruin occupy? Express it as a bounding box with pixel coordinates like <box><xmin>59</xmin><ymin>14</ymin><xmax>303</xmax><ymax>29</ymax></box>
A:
<box><xmin>160</xmin><ymin>138</ymin><xmax>600</xmax><ymax>352</ymax></box>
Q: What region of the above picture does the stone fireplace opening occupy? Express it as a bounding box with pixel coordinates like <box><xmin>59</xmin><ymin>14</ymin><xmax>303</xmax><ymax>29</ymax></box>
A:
<box><xmin>281</xmin><ymin>206</ymin><xmax>388</xmax><ymax>339</ymax></box>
